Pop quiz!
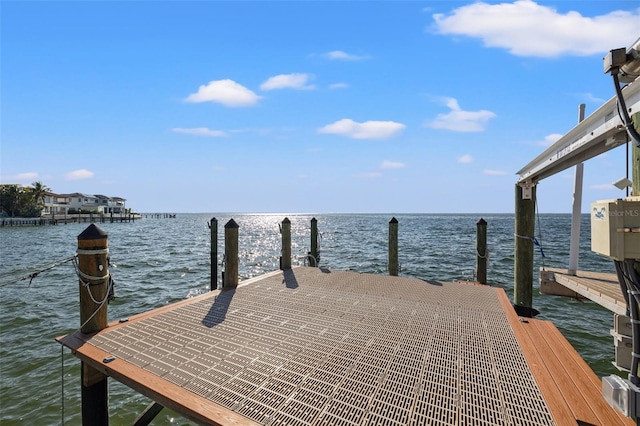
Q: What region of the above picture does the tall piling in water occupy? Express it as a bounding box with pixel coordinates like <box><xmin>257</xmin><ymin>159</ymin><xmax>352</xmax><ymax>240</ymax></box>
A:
<box><xmin>223</xmin><ymin>219</ymin><xmax>239</xmax><ymax>289</ymax></box>
<box><xmin>388</xmin><ymin>217</ymin><xmax>399</xmax><ymax>276</ymax></box>
<box><xmin>514</xmin><ymin>184</ymin><xmax>537</xmax><ymax>316</ymax></box>
<box><xmin>77</xmin><ymin>224</ymin><xmax>110</xmax><ymax>426</ymax></box>
<box><xmin>281</xmin><ymin>218</ymin><xmax>291</xmax><ymax>270</ymax></box>
<box><xmin>476</xmin><ymin>218</ymin><xmax>487</xmax><ymax>284</ymax></box>
<box><xmin>209</xmin><ymin>217</ymin><xmax>218</xmax><ymax>290</ymax></box>
<box><xmin>310</xmin><ymin>218</ymin><xmax>319</xmax><ymax>267</ymax></box>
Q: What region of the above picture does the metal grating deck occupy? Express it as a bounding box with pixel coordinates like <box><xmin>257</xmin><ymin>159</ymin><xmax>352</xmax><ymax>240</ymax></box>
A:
<box><xmin>87</xmin><ymin>267</ymin><xmax>555</xmax><ymax>425</ymax></box>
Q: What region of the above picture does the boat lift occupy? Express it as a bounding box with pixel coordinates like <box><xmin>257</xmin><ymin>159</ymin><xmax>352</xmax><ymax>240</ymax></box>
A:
<box><xmin>516</xmin><ymin>37</ymin><xmax>640</xmax><ymax>421</ymax></box>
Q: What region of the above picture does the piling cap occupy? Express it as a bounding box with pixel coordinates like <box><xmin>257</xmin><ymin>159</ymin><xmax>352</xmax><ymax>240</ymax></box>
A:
<box><xmin>311</xmin><ymin>217</ymin><xmax>317</xmax><ymax>222</ymax></box>
<box><xmin>77</xmin><ymin>223</ymin><xmax>108</xmax><ymax>240</ymax></box>
<box><xmin>389</xmin><ymin>217</ymin><xmax>398</xmax><ymax>224</ymax></box>
<box><xmin>282</xmin><ymin>217</ymin><xmax>291</xmax><ymax>224</ymax></box>
<box><xmin>225</xmin><ymin>218</ymin><xmax>239</xmax><ymax>229</ymax></box>
<box><xmin>477</xmin><ymin>218</ymin><xmax>487</xmax><ymax>225</ymax></box>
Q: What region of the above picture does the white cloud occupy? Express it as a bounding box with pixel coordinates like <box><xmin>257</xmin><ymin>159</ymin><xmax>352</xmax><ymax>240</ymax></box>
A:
<box><xmin>425</xmin><ymin>97</ymin><xmax>496</xmax><ymax>132</ymax></box>
<box><xmin>483</xmin><ymin>169</ymin><xmax>508</xmax><ymax>176</ymax></box>
<box><xmin>172</xmin><ymin>127</ymin><xmax>228</xmax><ymax>137</ymax></box>
<box><xmin>329</xmin><ymin>82</ymin><xmax>349</xmax><ymax>89</ymax></box>
<box><xmin>260</xmin><ymin>73</ymin><xmax>315</xmax><ymax>91</ymax></box>
<box><xmin>324</xmin><ymin>50</ymin><xmax>370</xmax><ymax>61</ymax></box>
<box><xmin>579</xmin><ymin>92</ymin><xmax>606</xmax><ymax>104</ymax></box>
<box><xmin>14</xmin><ymin>172</ymin><xmax>39</xmax><ymax>180</ymax></box>
<box><xmin>318</xmin><ymin>118</ymin><xmax>406</xmax><ymax>140</ymax></box>
<box><xmin>298</xmin><ymin>174</ymin><xmax>309</xmax><ymax>179</ymax></box>
<box><xmin>381</xmin><ymin>160</ymin><xmax>405</xmax><ymax>170</ymax></box>
<box><xmin>591</xmin><ymin>183</ymin><xmax>617</xmax><ymax>190</ymax></box>
<box><xmin>458</xmin><ymin>154</ymin><xmax>474</xmax><ymax>164</ymax></box>
<box><xmin>66</xmin><ymin>169</ymin><xmax>94</xmax><ymax>180</ymax></box>
<box><xmin>538</xmin><ymin>133</ymin><xmax>563</xmax><ymax>147</ymax></box>
<box><xmin>432</xmin><ymin>0</ymin><xmax>640</xmax><ymax>57</ymax></box>
<box><xmin>185</xmin><ymin>79</ymin><xmax>261</xmax><ymax>107</ymax></box>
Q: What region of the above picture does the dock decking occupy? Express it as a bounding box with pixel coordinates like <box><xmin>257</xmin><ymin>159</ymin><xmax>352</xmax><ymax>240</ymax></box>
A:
<box><xmin>58</xmin><ymin>267</ymin><xmax>632</xmax><ymax>425</ymax></box>
<box><xmin>540</xmin><ymin>267</ymin><xmax>627</xmax><ymax>315</ymax></box>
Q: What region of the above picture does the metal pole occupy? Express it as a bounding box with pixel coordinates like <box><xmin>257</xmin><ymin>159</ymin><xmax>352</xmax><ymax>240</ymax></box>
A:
<box><xmin>568</xmin><ymin>104</ymin><xmax>586</xmax><ymax>275</ymax></box>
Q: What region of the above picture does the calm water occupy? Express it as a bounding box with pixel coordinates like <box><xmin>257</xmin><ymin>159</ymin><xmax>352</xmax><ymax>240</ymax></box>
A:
<box><xmin>0</xmin><ymin>213</ymin><xmax>620</xmax><ymax>425</ymax></box>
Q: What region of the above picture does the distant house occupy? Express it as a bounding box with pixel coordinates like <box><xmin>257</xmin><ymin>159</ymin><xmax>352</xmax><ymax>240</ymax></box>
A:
<box><xmin>41</xmin><ymin>192</ymin><xmax>127</xmax><ymax>216</ymax></box>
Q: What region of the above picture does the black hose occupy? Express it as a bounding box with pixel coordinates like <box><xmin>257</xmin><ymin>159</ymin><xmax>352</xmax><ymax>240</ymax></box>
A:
<box><xmin>616</xmin><ymin>260</ymin><xmax>632</xmax><ymax>316</ymax></box>
<box><xmin>612</xmin><ymin>70</ymin><xmax>640</xmax><ymax>148</ymax></box>
<box><xmin>621</xmin><ymin>260</ymin><xmax>640</xmax><ymax>385</ymax></box>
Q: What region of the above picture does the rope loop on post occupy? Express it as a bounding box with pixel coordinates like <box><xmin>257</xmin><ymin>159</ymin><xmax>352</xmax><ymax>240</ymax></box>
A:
<box><xmin>76</xmin><ymin>248</ymin><xmax>109</xmax><ymax>255</ymax></box>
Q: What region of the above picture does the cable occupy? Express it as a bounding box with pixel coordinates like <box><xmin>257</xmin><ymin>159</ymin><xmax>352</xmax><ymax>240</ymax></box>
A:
<box><xmin>0</xmin><ymin>255</ymin><xmax>77</xmax><ymax>287</ymax></box>
<box><xmin>617</xmin><ymin>260</ymin><xmax>640</xmax><ymax>385</ymax></box>
<box><xmin>612</xmin><ymin>70</ymin><xmax>640</xmax><ymax>148</ymax></box>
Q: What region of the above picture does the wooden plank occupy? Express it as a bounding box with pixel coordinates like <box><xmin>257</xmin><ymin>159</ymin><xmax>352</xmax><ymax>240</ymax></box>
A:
<box><xmin>57</xmin><ymin>333</ymin><xmax>259</xmax><ymax>426</ymax></box>
<box><xmin>497</xmin><ymin>288</ymin><xmax>635</xmax><ymax>425</ymax></box>
<box><xmin>522</xmin><ymin>319</ymin><xmax>609</xmax><ymax>425</ymax></box>
<box><xmin>535</xmin><ymin>320</ymin><xmax>635</xmax><ymax>426</ymax></box>
<box><xmin>496</xmin><ymin>289</ymin><xmax>577</xmax><ymax>425</ymax></box>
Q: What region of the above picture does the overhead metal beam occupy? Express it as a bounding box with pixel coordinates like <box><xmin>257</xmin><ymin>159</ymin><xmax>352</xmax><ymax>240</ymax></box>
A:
<box><xmin>517</xmin><ymin>79</ymin><xmax>640</xmax><ymax>185</ymax></box>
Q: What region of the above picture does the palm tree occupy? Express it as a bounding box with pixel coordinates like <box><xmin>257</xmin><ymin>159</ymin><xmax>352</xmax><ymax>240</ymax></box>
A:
<box><xmin>30</xmin><ymin>181</ymin><xmax>50</xmax><ymax>212</ymax></box>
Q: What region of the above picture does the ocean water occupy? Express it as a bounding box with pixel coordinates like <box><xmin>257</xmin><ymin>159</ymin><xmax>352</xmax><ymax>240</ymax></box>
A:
<box><xmin>0</xmin><ymin>213</ymin><xmax>620</xmax><ymax>425</ymax></box>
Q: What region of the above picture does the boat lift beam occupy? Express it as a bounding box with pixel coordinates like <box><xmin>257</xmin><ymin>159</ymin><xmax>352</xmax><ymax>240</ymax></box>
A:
<box><xmin>516</xmin><ymin>79</ymin><xmax>640</xmax><ymax>186</ymax></box>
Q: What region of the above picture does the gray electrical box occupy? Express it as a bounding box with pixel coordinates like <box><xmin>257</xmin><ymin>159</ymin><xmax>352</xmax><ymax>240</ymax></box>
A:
<box><xmin>591</xmin><ymin>197</ymin><xmax>640</xmax><ymax>260</ymax></box>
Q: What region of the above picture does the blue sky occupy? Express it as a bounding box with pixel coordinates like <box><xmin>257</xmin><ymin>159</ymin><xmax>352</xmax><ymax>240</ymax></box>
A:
<box><xmin>2</xmin><ymin>1</ymin><xmax>639</xmax><ymax>213</ymax></box>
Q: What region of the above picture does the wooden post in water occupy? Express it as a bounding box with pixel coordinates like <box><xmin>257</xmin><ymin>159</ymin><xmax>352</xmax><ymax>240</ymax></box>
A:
<box><xmin>388</xmin><ymin>217</ymin><xmax>399</xmax><ymax>276</ymax></box>
<box><xmin>310</xmin><ymin>217</ymin><xmax>319</xmax><ymax>267</ymax></box>
<box><xmin>77</xmin><ymin>224</ymin><xmax>110</xmax><ymax>426</ymax></box>
<box><xmin>223</xmin><ymin>219</ymin><xmax>239</xmax><ymax>289</ymax></box>
<box><xmin>281</xmin><ymin>218</ymin><xmax>291</xmax><ymax>270</ymax></box>
<box><xmin>209</xmin><ymin>217</ymin><xmax>218</xmax><ymax>290</ymax></box>
<box><xmin>476</xmin><ymin>218</ymin><xmax>487</xmax><ymax>284</ymax></box>
<box><xmin>514</xmin><ymin>183</ymin><xmax>537</xmax><ymax>316</ymax></box>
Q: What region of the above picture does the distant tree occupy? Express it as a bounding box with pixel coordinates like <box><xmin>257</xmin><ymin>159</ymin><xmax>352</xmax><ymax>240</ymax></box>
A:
<box><xmin>30</xmin><ymin>181</ymin><xmax>50</xmax><ymax>209</ymax></box>
<box><xmin>0</xmin><ymin>184</ymin><xmax>45</xmax><ymax>217</ymax></box>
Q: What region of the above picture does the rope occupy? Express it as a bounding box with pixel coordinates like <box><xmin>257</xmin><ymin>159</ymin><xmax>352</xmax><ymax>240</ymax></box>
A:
<box><xmin>514</xmin><ymin>234</ymin><xmax>545</xmax><ymax>258</ymax></box>
<box><xmin>79</xmin><ymin>276</ymin><xmax>114</xmax><ymax>330</ymax></box>
<box><xmin>72</xmin><ymin>257</ymin><xmax>114</xmax><ymax>305</ymax></box>
<box><xmin>76</xmin><ymin>248</ymin><xmax>109</xmax><ymax>255</ymax></box>
<box><xmin>0</xmin><ymin>255</ymin><xmax>77</xmax><ymax>287</ymax></box>
<box><xmin>476</xmin><ymin>246</ymin><xmax>490</xmax><ymax>259</ymax></box>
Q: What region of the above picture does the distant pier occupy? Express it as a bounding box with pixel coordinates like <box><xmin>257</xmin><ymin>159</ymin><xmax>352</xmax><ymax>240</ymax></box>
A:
<box><xmin>0</xmin><ymin>213</ymin><xmax>140</xmax><ymax>227</ymax></box>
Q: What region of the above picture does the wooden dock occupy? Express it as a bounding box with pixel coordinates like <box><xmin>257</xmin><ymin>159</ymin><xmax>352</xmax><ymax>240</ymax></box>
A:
<box><xmin>540</xmin><ymin>267</ymin><xmax>627</xmax><ymax>315</ymax></box>
<box><xmin>58</xmin><ymin>267</ymin><xmax>633</xmax><ymax>425</ymax></box>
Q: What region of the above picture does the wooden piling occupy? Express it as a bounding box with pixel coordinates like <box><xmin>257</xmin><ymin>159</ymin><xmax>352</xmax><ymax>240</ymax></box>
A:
<box><xmin>210</xmin><ymin>218</ymin><xmax>218</xmax><ymax>290</ymax></box>
<box><xmin>388</xmin><ymin>217</ymin><xmax>399</xmax><ymax>276</ymax></box>
<box><xmin>223</xmin><ymin>219</ymin><xmax>239</xmax><ymax>289</ymax></box>
<box><xmin>476</xmin><ymin>218</ymin><xmax>487</xmax><ymax>284</ymax></box>
<box><xmin>514</xmin><ymin>184</ymin><xmax>537</xmax><ymax>315</ymax></box>
<box><xmin>310</xmin><ymin>218</ymin><xmax>319</xmax><ymax>267</ymax></box>
<box><xmin>77</xmin><ymin>224</ymin><xmax>110</xmax><ymax>426</ymax></box>
<box><xmin>281</xmin><ymin>218</ymin><xmax>291</xmax><ymax>270</ymax></box>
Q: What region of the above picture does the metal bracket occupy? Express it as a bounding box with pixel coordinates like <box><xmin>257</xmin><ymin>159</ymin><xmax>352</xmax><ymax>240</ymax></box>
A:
<box><xmin>519</xmin><ymin>181</ymin><xmax>536</xmax><ymax>200</ymax></box>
